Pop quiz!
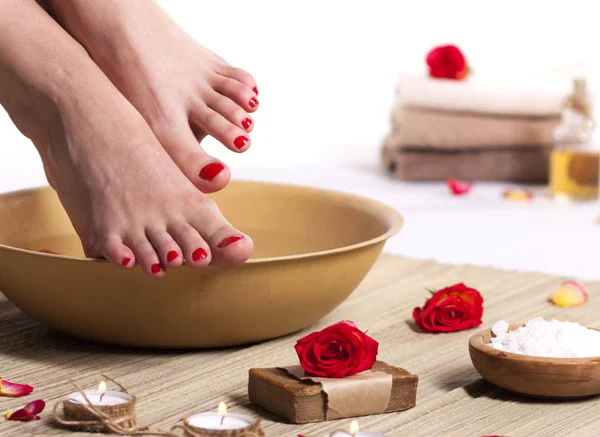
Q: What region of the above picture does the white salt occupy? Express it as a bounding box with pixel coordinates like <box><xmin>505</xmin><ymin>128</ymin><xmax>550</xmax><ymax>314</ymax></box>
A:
<box><xmin>490</xmin><ymin>317</ymin><xmax>600</xmax><ymax>358</ymax></box>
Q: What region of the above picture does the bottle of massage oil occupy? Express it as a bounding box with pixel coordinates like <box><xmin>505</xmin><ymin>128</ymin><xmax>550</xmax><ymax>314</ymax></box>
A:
<box><xmin>550</xmin><ymin>78</ymin><xmax>599</xmax><ymax>201</ymax></box>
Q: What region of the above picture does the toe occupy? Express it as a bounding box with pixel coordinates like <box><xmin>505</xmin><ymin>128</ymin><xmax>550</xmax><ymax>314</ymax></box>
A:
<box><xmin>189</xmin><ymin>199</ymin><xmax>254</xmax><ymax>267</ymax></box>
<box><xmin>209</xmin><ymin>229</ymin><xmax>254</xmax><ymax>267</ymax></box>
<box><xmin>206</xmin><ymin>91</ymin><xmax>254</xmax><ymax>133</ymax></box>
<box><xmin>190</xmin><ymin>105</ymin><xmax>251</xmax><ymax>153</ymax></box>
<box><xmin>215</xmin><ymin>65</ymin><xmax>257</xmax><ymax>91</ymax></box>
<box><xmin>168</xmin><ymin>222</ymin><xmax>211</xmax><ymax>268</ymax></box>
<box><xmin>212</xmin><ymin>76</ymin><xmax>259</xmax><ymax>113</ymax></box>
<box><xmin>102</xmin><ymin>235</ymin><xmax>136</xmax><ymax>269</ymax></box>
<box><xmin>126</xmin><ymin>235</ymin><xmax>166</xmax><ymax>278</ymax></box>
<box><xmin>147</xmin><ymin>228</ymin><xmax>184</xmax><ymax>268</ymax></box>
<box><xmin>155</xmin><ymin>115</ymin><xmax>232</xmax><ymax>193</ymax></box>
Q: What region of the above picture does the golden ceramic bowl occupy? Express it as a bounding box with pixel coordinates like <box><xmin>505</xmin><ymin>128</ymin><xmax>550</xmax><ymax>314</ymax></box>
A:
<box><xmin>0</xmin><ymin>181</ymin><xmax>402</xmax><ymax>348</ymax></box>
<box><xmin>469</xmin><ymin>324</ymin><xmax>600</xmax><ymax>398</ymax></box>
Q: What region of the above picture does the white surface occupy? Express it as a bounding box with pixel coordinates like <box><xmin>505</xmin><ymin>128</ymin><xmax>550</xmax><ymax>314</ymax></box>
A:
<box><xmin>1</xmin><ymin>1</ymin><xmax>600</xmax><ymax>280</ymax></box>
<box><xmin>234</xmin><ymin>164</ymin><xmax>600</xmax><ymax>281</ymax></box>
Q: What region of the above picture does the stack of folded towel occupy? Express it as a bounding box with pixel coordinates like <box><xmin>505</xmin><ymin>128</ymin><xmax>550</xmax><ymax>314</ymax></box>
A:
<box><xmin>382</xmin><ymin>75</ymin><xmax>568</xmax><ymax>182</ymax></box>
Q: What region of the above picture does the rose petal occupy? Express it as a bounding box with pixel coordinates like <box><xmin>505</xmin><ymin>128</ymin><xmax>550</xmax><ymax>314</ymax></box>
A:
<box><xmin>447</xmin><ymin>179</ymin><xmax>473</xmax><ymax>195</ymax></box>
<box><xmin>502</xmin><ymin>188</ymin><xmax>533</xmax><ymax>201</ymax></box>
<box><xmin>0</xmin><ymin>378</ymin><xmax>34</xmax><ymax>397</ymax></box>
<box><xmin>549</xmin><ymin>281</ymin><xmax>588</xmax><ymax>307</ymax></box>
<box><xmin>37</xmin><ymin>249</ymin><xmax>59</xmax><ymax>254</ymax></box>
<box><xmin>4</xmin><ymin>400</ymin><xmax>44</xmax><ymax>421</ymax></box>
<box><xmin>24</xmin><ymin>399</ymin><xmax>45</xmax><ymax>415</ymax></box>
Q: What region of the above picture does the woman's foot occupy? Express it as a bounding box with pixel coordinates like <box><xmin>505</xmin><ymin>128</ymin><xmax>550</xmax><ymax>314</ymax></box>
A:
<box><xmin>46</xmin><ymin>0</ymin><xmax>259</xmax><ymax>194</ymax></box>
<box><xmin>0</xmin><ymin>3</ymin><xmax>253</xmax><ymax>277</ymax></box>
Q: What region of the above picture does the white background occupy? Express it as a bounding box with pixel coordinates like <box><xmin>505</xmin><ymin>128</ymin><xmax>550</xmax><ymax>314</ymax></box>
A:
<box><xmin>1</xmin><ymin>1</ymin><xmax>600</xmax><ymax>279</ymax></box>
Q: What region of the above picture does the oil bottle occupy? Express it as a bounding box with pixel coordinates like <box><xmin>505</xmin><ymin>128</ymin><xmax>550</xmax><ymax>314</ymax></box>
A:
<box><xmin>549</xmin><ymin>78</ymin><xmax>599</xmax><ymax>201</ymax></box>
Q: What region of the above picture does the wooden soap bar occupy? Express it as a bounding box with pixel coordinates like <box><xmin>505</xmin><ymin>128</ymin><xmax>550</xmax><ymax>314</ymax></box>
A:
<box><xmin>248</xmin><ymin>361</ymin><xmax>418</xmax><ymax>424</ymax></box>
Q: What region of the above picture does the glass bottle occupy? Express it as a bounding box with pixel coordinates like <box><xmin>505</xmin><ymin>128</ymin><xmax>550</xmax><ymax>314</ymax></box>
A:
<box><xmin>549</xmin><ymin>78</ymin><xmax>599</xmax><ymax>201</ymax></box>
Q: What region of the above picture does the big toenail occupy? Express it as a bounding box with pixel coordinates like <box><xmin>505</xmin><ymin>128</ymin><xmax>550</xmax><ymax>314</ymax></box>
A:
<box><xmin>199</xmin><ymin>162</ymin><xmax>225</xmax><ymax>181</ymax></box>
<box><xmin>121</xmin><ymin>257</ymin><xmax>131</xmax><ymax>267</ymax></box>
<box><xmin>192</xmin><ymin>248</ymin><xmax>208</xmax><ymax>261</ymax></box>
<box><xmin>253</xmin><ymin>86</ymin><xmax>258</xmax><ymax>95</ymax></box>
<box><xmin>167</xmin><ymin>250</ymin><xmax>179</xmax><ymax>262</ymax></box>
<box><xmin>234</xmin><ymin>136</ymin><xmax>249</xmax><ymax>150</ymax></box>
<box><xmin>242</xmin><ymin>118</ymin><xmax>252</xmax><ymax>130</ymax></box>
<box><xmin>249</xmin><ymin>97</ymin><xmax>258</xmax><ymax>108</ymax></box>
<box><xmin>217</xmin><ymin>235</ymin><xmax>244</xmax><ymax>248</ymax></box>
<box><xmin>151</xmin><ymin>263</ymin><xmax>163</xmax><ymax>274</ymax></box>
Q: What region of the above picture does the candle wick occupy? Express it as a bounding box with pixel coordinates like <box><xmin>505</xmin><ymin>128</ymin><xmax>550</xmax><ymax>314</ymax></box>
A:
<box><xmin>99</xmin><ymin>392</ymin><xmax>106</xmax><ymax>403</ymax></box>
<box><xmin>220</xmin><ymin>415</ymin><xmax>225</xmax><ymax>427</ymax></box>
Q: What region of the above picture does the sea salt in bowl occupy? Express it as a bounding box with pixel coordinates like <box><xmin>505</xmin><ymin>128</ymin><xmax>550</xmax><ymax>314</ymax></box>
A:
<box><xmin>0</xmin><ymin>181</ymin><xmax>402</xmax><ymax>348</ymax></box>
<box><xmin>469</xmin><ymin>321</ymin><xmax>600</xmax><ymax>398</ymax></box>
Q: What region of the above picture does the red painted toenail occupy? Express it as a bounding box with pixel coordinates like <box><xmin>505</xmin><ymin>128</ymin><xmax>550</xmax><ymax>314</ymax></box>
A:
<box><xmin>249</xmin><ymin>97</ymin><xmax>258</xmax><ymax>108</ymax></box>
<box><xmin>151</xmin><ymin>263</ymin><xmax>163</xmax><ymax>274</ymax></box>
<box><xmin>253</xmin><ymin>86</ymin><xmax>258</xmax><ymax>95</ymax></box>
<box><xmin>234</xmin><ymin>136</ymin><xmax>249</xmax><ymax>150</ymax></box>
<box><xmin>167</xmin><ymin>250</ymin><xmax>179</xmax><ymax>262</ymax></box>
<box><xmin>192</xmin><ymin>248</ymin><xmax>208</xmax><ymax>261</ymax></box>
<box><xmin>121</xmin><ymin>257</ymin><xmax>131</xmax><ymax>267</ymax></box>
<box><xmin>199</xmin><ymin>162</ymin><xmax>224</xmax><ymax>181</ymax></box>
<box><xmin>242</xmin><ymin>118</ymin><xmax>252</xmax><ymax>130</ymax></box>
<box><xmin>217</xmin><ymin>235</ymin><xmax>244</xmax><ymax>248</ymax></box>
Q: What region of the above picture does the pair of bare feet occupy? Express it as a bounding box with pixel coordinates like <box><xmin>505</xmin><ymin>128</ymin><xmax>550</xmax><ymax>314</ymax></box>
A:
<box><xmin>0</xmin><ymin>0</ymin><xmax>257</xmax><ymax>276</ymax></box>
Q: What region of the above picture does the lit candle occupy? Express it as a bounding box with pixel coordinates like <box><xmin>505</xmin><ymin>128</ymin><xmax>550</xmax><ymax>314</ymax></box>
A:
<box><xmin>62</xmin><ymin>381</ymin><xmax>136</xmax><ymax>432</ymax></box>
<box><xmin>67</xmin><ymin>380</ymin><xmax>133</xmax><ymax>406</ymax></box>
<box><xmin>328</xmin><ymin>420</ymin><xmax>387</xmax><ymax>437</ymax></box>
<box><xmin>183</xmin><ymin>402</ymin><xmax>262</xmax><ymax>435</ymax></box>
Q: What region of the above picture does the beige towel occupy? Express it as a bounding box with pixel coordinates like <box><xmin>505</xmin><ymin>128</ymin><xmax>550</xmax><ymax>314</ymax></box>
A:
<box><xmin>381</xmin><ymin>143</ymin><xmax>549</xmax><ymax>182</ymax></box>
<box><xmin>389</xmin><ymin>106</ymin><xmax>560</xmax><ymax>149</ymax></box>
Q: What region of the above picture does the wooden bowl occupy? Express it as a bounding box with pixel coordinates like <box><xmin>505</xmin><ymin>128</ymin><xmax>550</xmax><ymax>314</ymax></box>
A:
<box><xmin>0</xmin><ymin>181</ymin><xmax>402</xmax><ymax>348</ymax></box>
<box><xmin>469</xmin><ymin>324</ymin><xmax>600</xmax><ymax>398</ymax></box>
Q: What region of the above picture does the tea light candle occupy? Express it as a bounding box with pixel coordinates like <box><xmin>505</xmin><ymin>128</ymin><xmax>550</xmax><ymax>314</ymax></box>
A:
<box><xmin>328</xmin><ymin>420</ymin><xmax>387</xmax><ymax>437</ymax></box>
<box><xmin>62</xmin><ymin>381</ymin><xmax>137</xmax><ymax>432</ymax></box>
<box><xmin>183</xmin><ymin>402</ymin><xmax>262</xmax><ymax>436</ymax></box>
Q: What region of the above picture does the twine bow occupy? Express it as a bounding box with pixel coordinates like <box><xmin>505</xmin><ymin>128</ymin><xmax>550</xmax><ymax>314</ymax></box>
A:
<box><xmin>53</xmin><ymin>375</ymin><xmax>263</xmax><ymax>436</ymax></box>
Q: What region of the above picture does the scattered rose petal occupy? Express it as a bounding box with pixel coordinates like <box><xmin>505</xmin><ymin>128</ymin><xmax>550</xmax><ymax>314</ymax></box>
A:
<box><xmin>502</xmin><ymin>188</ymin><xmax>533</xmax><ymax>201</ymax></box>
<box><xmin>549</xmin><ymin>280</ymin><xmax>588</xmax><ymax>308</ymax></box>
<box><xmin>447</xmin><ymin>179</ymin><xmax>473</xmax><ymax>196</ymax></box>
<box><xmin>0</xmin><ymin>378</ymin><xmax>34</xmax><ymax>397</ymax></box>
<box><xmin>37</xmin><ymin>249</ymin><xmax>59</xmax><ymax>254</ymax></box>
<box><xmin>5</xmin><ymin>399</ymin><xmax>45</xmax><ymax>421</ymax></box>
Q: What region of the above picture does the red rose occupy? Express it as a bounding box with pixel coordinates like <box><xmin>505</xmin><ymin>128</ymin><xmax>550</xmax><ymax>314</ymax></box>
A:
<box><xmin>413</xmin><ymin>283</ymin><xmax>483</xmax><ymax>333</ymax></box>
<box><xmin>426</xmin><ymin>45</ymin><xmax>469</xmax><ymax>80</ymax></box>
<box><xmin>294</xmin><ymin>321</ymin><xmax>378</xmax><ymax>378</ymax></box>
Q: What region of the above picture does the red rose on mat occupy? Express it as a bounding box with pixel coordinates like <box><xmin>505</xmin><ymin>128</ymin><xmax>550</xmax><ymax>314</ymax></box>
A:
<box><xmin>426</xmin><ymin>45</ymin><xmax>469</xmax><ymax>80</ymax></box>
<box><xmin>413</xmin><ymin>283</ymin><xmax>483</xmax><ymax>333</ymax></box>
<box><xmin>294</xmin><ymin>321</ymin><xmax>378</xmax><ymax>378</ymax></box>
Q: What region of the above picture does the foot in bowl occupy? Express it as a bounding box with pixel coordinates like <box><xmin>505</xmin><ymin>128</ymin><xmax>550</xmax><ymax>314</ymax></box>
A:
<box><xmin>0</xmin><ymin>3</ymin><xmax>253</xmax><ymax>277</ymax></box>
<box><xmin>45</xmin><ymin>0</ymin><xmax>259</xmax><ymax>194</ymax></box>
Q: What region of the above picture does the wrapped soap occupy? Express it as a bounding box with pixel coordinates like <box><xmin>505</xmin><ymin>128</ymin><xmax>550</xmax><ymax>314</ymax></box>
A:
<box><xmin>248</xmin><ymin>361</ymin><xmax>418</xmax><ymax>424</ymax></box>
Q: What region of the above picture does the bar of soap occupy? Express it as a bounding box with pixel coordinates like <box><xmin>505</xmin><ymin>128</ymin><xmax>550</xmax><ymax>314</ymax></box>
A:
<box><xmin>248</xmin><ymin>361</ymin><xmax>418</xmax><ymax>424</ymax></box>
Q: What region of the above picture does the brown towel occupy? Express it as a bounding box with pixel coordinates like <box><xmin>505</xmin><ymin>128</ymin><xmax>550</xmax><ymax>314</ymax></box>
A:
<box><xmin>381</xmin><ymin>143</ymin><xmax>549</xmax><ymax>182</ymax></box>
<box><xmin>390</xmin><ymin>106</ymin><xmax>560</xmax><ymax>149</ymax></box>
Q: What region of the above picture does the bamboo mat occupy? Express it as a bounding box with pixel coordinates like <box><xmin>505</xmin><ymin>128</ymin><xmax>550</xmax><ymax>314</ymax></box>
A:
<box><xmin>1</xmin><ymin>254</ymin><xmax>600</xmax><ymax>437</ymax></box>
